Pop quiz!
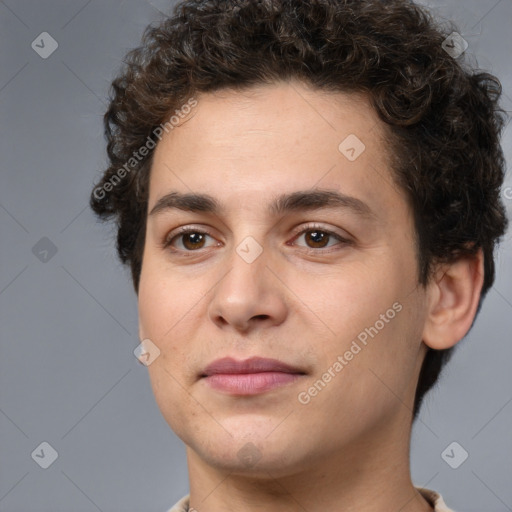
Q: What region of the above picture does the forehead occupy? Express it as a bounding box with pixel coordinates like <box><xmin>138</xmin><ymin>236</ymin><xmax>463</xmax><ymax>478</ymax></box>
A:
<box><xmin>148</xmin><ymin>81</ymin><xmax>403</xmax><ymax>219</ymax></box>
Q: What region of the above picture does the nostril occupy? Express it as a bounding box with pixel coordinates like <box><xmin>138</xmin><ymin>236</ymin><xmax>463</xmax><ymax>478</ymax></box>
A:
<box><xmin>253</xmin><ymin>314</ymin><xmax>270</xmax><ymax>321</ymax></box>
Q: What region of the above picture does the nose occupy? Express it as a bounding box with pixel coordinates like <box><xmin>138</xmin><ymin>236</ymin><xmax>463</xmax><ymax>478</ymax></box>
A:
<box><xmin>207</xmin><ymin>243</ymin><xmax>288</xmax><ymax>333</ymax></box>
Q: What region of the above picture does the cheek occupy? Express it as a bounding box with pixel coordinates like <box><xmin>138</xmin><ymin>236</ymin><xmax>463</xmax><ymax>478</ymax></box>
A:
<box><xmin>137</xmin><ymin>260</ymin><xmax>202</xmax><ymax>434</ymax></box>
<box><xmin>137</xmin><ymin>253</ymin><xmax>216</xmax><ymax>381</ymax></box>
<box><xmin>138</xmin><ymin>253</ymin><xmax>201</xmax><ymax>342</ymax></box>
<box><xmin>293</xmin><ymin>247</ymin><xmax>421</xmax><ymax>379</ymax></box>
<box><xmin>286</xmin><ymin>256</ymin><xmax>403</xmax><ymax>342</ymax></box>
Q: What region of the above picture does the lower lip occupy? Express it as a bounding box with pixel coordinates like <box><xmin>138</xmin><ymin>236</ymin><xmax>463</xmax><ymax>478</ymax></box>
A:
<box><xmin>203</xmin><ymin>372</ymin><xmax>302</xmax><ymax>395</ymax></box>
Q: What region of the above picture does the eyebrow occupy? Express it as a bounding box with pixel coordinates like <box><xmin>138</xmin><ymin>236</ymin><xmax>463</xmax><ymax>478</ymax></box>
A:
<box><xmin>148</xmin><ymin>189</ymin><xmax>376</xmax><ymax>220</ymax></box>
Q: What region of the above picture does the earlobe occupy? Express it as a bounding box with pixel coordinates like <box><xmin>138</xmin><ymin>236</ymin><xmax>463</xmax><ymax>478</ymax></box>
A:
<box><xmin>422</xmin><ymin>249</ymin><xmax>484</xmax><ymax>350</ymax></box>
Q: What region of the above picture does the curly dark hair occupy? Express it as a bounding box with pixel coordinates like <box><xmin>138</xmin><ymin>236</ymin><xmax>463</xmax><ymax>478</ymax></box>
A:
<box><xmin>90</xmin><ymin>0</ymin><xmax>508</xmax><ymax>419</ymax></box>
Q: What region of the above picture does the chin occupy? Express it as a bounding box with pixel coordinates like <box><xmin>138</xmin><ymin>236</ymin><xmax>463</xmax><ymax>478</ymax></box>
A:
<box><xmin>186</xmin><ymin>425</ymin><xmax>312</xmax><ymax>477</ymax></box>
<box><xmin>198</xmin><ymin>444</ymin><xmax>306</xmax><ymax>478</ymax></box>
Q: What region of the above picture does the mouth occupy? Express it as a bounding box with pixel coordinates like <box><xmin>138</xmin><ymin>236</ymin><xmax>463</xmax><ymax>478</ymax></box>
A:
<box><xmin>200</xmin><ymin>356</ymin><xmax>307</xmax><ymax>395</ymax></box>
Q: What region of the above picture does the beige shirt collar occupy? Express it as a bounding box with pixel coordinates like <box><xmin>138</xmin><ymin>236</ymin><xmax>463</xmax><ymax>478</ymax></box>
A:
<box><xmin>167</xmin><ymin>487</ymin><xmax>456</xmax><ymax>512</ymax></box>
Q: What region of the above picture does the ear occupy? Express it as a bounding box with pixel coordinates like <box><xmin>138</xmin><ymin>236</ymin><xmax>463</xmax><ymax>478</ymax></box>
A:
<box><xmin>422</xmin><ymin>248</ymin><xmax>484</xmax><ymax>350</ymax></box>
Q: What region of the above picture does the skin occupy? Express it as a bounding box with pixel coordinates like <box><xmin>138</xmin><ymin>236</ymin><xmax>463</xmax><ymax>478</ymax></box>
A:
<box><xmin>137</xmin><ymin>81</ymin><xmax>484</xmax><ymax>512</ymax></box>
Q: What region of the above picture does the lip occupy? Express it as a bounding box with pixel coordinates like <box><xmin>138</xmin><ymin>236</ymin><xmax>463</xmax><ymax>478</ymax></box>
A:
<box><xmin>200</xmin><ymin>357</ymin><xmax>306</xmax><ymax>395</ymax></box>
<box><xmin>202</xmin><ymin>356</ymin><xmax>305</xmax><ymax>376</ymax></box>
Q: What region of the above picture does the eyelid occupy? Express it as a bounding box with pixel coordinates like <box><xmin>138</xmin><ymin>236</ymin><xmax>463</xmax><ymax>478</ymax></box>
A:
<box><xmin>161</xmin><ymin>222</ymin><xmax>352</xmax><ymax>252</ymax></box>
<box><xmin>289</xmin><ymin>222</ymin><xmax>352</xmax><ymax>245</ymax></box>
<box><xmin>162</xmin><ymin>224</ymin><xmax>220</xmax><ymax>249</ymax></box>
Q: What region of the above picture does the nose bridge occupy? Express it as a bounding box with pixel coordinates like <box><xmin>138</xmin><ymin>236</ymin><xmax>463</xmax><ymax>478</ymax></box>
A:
<box><xmin>208</xmin><ymin>237</ymin><xmax>287</xmax><ymax>330</ymax></box>
<box><xmin>219</xmin><ymin>237</ymin><xmax>269</xmax><ymax>303</ymax></box>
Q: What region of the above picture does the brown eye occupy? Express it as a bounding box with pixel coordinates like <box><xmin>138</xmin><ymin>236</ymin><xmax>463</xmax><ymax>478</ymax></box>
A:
<box><xmin>304</xmin><ymin>230</ymin><xmax>330</xmax><ymax>248</ymax></box>
<box><xmin>292</xmin><ymin>226</ymin><xmax>349</xmax><ymax>251</ymax></box>
<box><xmin>165</xmin><ymin>229</ymin><xmax>218</xmax><ymax>251</ymax></box>
<box><xmin>181</xmin><ymin>232</ymin><xmax>206</xmax><ymax>250</ymax></box>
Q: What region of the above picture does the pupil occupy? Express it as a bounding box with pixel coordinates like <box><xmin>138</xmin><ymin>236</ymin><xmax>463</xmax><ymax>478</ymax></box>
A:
<box><xmin>185</xmin><ymin>233</ymin><xmax>204</xmax><ymax>249</ymax></box>
<box><xmin>307</xmin><ymin>230</ymin><xmax>328</xmax><ymax>247</ymax></box>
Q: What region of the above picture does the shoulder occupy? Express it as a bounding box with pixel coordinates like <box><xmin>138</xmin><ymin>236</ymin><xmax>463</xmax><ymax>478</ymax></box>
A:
<box><xmin>168</xmin><ymin>489</ymin><xmax>456</xmax><ymax>512</ymax></box>
<box><xmin>416</xmin><ymin>486</ymin><xmax>458</xmax><ymax>512</ymax></box>
<box><xmin>166</xmin><ymin>493</ymin><xmax>190</xmax><ymax>512</ymax></box>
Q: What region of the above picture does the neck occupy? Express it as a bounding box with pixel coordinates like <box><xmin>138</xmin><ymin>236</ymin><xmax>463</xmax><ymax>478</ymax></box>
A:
<box><xmin>186</xmin><ymin>411</ymin><xmax>433</xmax><ymax>512</ymax></box>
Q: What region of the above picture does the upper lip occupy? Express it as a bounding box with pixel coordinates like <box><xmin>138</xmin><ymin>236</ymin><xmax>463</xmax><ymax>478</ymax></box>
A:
<box><xmin>201</xmin><ymin>357</ymin><xmax>306</xmax><ymax>377</ymax></box>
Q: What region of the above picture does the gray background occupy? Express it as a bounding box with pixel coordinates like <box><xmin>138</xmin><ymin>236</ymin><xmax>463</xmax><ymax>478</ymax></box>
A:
<box><xmin>0</xmin><ymin>0</ymin><xmax>511</xmax><ymax>511</ymax></box>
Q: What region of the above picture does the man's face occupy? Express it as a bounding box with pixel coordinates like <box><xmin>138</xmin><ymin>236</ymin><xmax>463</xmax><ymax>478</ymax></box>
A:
<box><xmin>138</xmin><ymin>81</ymin><xmax>429</xmax><ymax>475</ymax></box>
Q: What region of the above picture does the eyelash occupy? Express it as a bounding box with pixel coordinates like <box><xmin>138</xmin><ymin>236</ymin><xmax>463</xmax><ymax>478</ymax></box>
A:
<box><xmin>162</xmin><ymin>223</ymin><xmax>351</xmax><ymax>254</ymax></box>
